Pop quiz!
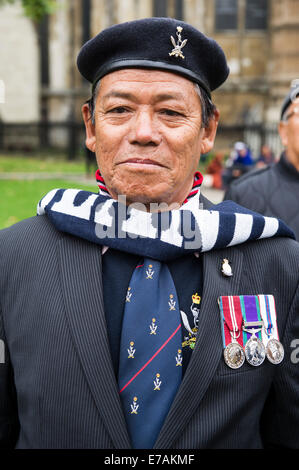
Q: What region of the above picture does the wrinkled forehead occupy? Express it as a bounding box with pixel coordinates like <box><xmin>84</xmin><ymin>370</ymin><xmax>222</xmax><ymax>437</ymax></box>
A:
<box><xmin>96</xmin><ymin>68</ymin><xmax>201</xmax><ymax>105</ymax></box>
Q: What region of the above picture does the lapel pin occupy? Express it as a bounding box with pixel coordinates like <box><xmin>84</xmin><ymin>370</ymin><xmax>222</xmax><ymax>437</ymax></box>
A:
<box><xmin>221</xmin><ymin>258</ymin><xmax>233</xmax><ymax>277</ymax></box>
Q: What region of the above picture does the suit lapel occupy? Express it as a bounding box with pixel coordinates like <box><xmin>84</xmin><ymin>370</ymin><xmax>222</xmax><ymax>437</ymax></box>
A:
<box><xmin>154</xmin><ymin>246</ymin><xmax>244</xmax><ymax>449</ymax></box>
<box><xmin>57</xmin><ymin>235</ymin><xmax>131</xmax><ymax>449</ymax></box>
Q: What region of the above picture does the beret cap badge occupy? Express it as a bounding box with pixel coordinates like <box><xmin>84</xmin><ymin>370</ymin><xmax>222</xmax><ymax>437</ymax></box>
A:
<box><xmin>169</xmin><ymin>26</ymin><xmax>188</xmax><ymax>60</ymax></box>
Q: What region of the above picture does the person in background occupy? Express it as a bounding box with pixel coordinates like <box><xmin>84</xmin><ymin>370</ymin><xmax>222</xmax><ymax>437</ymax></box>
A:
<box><xmin>222</xmin><ymin>141</ymin><xmax>254</xmax><ymax>189</ymax></box>
<box><xmin>232</xmin><ymin>141</ymin><xmax>254</xmax><ymax>167</ymax></box>
<box><xmin>204</xmin><ymin>152</ymin><xmax>224</xmax><ymax>189</ymax></box>
<box><xmin>256</xmin><ymin>144</ymin><xmax>276</xmax><ymax>168</ymax></box>
<box><xmin>224</xmin><ymin>83</ymin><xmax>299</xmax><ymax>240</ymax></box>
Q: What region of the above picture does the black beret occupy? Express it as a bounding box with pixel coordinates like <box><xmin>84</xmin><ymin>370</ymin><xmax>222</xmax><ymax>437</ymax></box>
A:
<box><xmin>77</xmin><ymin>17</ymin><xmax>229</xmax><ymax>98</ymax></box>
<box><xmin>280</xmin><ymin>82</ymin><xmax>299</xmax><ymax>120</ymax></box>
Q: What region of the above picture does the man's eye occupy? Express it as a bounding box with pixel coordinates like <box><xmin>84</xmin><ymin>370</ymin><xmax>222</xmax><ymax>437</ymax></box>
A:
<box><xmin>108</xmin><ymin>106</ymin><xmax>129</xmax><ymax>114</ymax></box>
<box><xmin>160</xmin><ymin>109</ymin><xmax>183</xmax><ymax>117</ymax></box>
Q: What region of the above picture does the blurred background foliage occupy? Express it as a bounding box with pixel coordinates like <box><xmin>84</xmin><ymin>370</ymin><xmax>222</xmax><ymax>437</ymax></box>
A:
<box><xmin>0</xmin><ymin>0</ymin><xmax>58</xmax><ymax>22</ymax></box>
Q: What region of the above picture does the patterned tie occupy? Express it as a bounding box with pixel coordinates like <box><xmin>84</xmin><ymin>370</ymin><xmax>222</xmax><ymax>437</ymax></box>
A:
<box><xmin>118</xmin><ymin>258</ymin><xmax>182</xmax><ymax>449</ymax></box>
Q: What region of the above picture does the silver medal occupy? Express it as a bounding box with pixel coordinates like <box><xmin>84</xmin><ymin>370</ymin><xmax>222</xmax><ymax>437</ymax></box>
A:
<box><xmin>224</xmin><ymin>340</ymin><xmax>245</xmax><ymax>369</ymax></box>
<box><xmin>266</xmin><ymin>338</ymin><xmax>284</xmax><ymax>365</ymax></box>
<box><xmin>244</xmin><ymin>335</ymin><xmax>265</xmax><ymax>367</ymax></box>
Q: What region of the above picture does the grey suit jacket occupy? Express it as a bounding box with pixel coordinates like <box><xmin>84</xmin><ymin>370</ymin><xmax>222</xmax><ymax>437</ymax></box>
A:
<box><xmin>0</xmin><ymin>200</ymin><xmax>299</xmax><ymax>449</ymax></box>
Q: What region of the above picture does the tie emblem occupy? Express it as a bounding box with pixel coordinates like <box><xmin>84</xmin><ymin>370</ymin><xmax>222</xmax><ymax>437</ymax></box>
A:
<box><xmin>146</xmin><ymin>264</ymin><xmax>155</xmax><ymax>279</ymax></box>
<box><xmin>127</xmin><ymin>341</ymin><xmax>135</xmax><ymax>359</ymax></box>
<box><xmin>153</xmin><ymin>373</ymin><xmax>162</xmax><ymax>391</ymax></box>
<box><xmin>150</xmin><ymin>318</ymin><xmax>158</xmax><ymax>335</ymax></box>
<box><xmin>181</xmin><ymin>292</ymin><xmax>201</xmax><ymax>350</ymax></box>
<box><xmin>130</xmin><ymin>397</ymin><xmax>139</xmax><ymax>414</ymax></box>
<box><xmin>168</xmin><ymin>294</ymin><xmax>176</xmax><ymax>311</ymax></box>
<box><xmin>126</xmin><ymin>287</ymin><xmax>132</xmax><ymax>302</ymax></box>
<box><xmin>176</xmin><ymin>349</ymin><xmax>183</xmax><ymax>366</ymax></box>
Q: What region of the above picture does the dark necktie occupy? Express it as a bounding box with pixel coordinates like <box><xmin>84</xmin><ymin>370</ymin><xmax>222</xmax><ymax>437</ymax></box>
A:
<box><xmin>118</xmin><ymin>258</ymin><xmax>182</xmax><ymax>449</ymax></box>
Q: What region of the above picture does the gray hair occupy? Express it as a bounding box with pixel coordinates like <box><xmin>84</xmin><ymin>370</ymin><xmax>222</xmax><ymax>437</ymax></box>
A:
<box><xmin>281</xmin><ymin>110</ymin><xmax>289</xmax><ymax>123</ymax></box>
<box><xmin>87</xmin><ymin>79</ymin><xmax>216</xmax><ymax>128</ymax></box>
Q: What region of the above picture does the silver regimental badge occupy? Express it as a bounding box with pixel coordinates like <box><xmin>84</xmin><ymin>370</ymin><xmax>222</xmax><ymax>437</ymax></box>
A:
<box><xmin>266</xmin><ymin>338</ymin><xmax>284</xmax><ymax>365</ymax></box>
<box><xmin>244</xmin><ymin>334</ymin><xmax>265</xmax><ymax>367</ymax></box>
<box><xmin>169</xmin><ymin>26</ymin><xmax>188</xmax><ymax>59</ymax></box>
<box><xmin>224</xmin><ymin>338</ymin><xmax>245</xmax><ymax>369</ymax></box>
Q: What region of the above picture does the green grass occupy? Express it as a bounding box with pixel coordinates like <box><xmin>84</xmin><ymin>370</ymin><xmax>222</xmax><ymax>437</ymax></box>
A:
<box><xmin>0</xmin><ymin>154</ymin><xmax>87</xmax><ymax>174</ymax></box>
<box><xmin>0</xmin><ymin>153</ymin><xmax>98</xmax><ymax>229</ymax></box>
<box><xmin>0</xmin><ymin>179</ymin><xmax>97</xmax><ymax>229</ymax></box>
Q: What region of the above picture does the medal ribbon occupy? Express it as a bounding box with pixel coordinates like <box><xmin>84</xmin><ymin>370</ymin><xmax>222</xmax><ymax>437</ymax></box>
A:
<box><xmin>257</xmin><ymin>295</ymin><xmax>280</xmax><ymax>345</ymax></box>
<box><xmin>240</xmin><ymin>295</ymin><xmax>263</xmax><ymax>344</ymax></box>
<box><xmin>219</xmin><ymin>296</ymin><xmax>244</xmax><ymax>348</ymax></box>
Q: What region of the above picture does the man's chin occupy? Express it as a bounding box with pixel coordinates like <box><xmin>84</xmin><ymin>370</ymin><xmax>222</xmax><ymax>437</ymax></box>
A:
<box><xmin>109</xmin><ymin>185</ymin><xmax>177</xmax><ymax>208</ymax></box>
<box><xmin>120</xmin><ymin>191</ymin><xmax>169</xmax><ymax>205</ymax></box>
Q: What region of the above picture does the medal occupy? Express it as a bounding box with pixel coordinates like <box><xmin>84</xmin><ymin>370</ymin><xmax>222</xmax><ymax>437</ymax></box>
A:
<box><xmin>224</xmin><ymin>334</ymin><xmax>245</xmax><ymax>369</ymax></box>
<box><xmin>257</xmin><ymin>295</ymin><xmax>284</xmax><ymax>365</ymax></box>
<box><xmin>266</xmin><ymin>338</ymin><xmax>284</xmax><ymax>364</ymax></box>
<box><xmin>219</xmin><ymin>294</ymin><xmax>284</xmax><ymax>369</ymax></box>
<box><xmin>241</xmin><ymin>296</ymin><xmax>266</xmax><ymax>367</ymax></box>
<box><xmin>243</xmin><ymin>326</ymin><xmax>266</xmax><ymax>367</ymax></box>
<box><xmin>218</xmin><ymin>296</ymin><xmax>245</xmax><ymax>369</ymax></box>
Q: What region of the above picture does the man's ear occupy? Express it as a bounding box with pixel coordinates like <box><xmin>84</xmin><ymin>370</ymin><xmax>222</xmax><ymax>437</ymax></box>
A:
<box><xmin>82</xmin><ymin>103</ymin><xmax>96</xmax><ymax>153</ymax></box>
<box><xmin>278</xmin><ymin>121</ymin><xmax>288</xmax><ymax>147</ymax></box>
<box><xmin>200</xmin><ymin>109</ymin><xmax>220</xmax><ymax>155</ymax></box>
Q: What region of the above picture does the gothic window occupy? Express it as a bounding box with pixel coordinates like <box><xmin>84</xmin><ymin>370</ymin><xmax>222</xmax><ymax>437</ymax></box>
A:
<box><xmin>174</xmin><ymin>0</ymin><xmax>183</xmax><ymax>20</ymax></box>
<box><xmin>153</xmin><ymin>0</ymin><xmax>183</xmax><ymax>20</ymax></box>
<box><xmin>215</xmin><ymin>0</ymin><xmax>238</xmax><ymax>31</ymax></box>
<box><xmin>82</xmin><ymin>0</ymin><xmax>91</xmax><ymax>45</ymax></box>
<box><xmin>153</xmin><ymin>0</ymin><xmax>167</xmax><ymax>17</ymax></box>
<box><xmin>245</xmin><ymin>0</ymin><xmax>268</xmax><ymax>30</ymax></box>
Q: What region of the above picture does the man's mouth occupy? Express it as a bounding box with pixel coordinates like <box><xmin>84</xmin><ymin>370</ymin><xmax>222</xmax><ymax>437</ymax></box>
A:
<box><xmin>119</xmin><ymin>158</ymin><xmax>166</xmax><ymax>168</ymax></box>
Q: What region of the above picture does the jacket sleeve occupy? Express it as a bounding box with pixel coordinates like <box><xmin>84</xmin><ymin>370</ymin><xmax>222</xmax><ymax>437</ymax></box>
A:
<box><xmin>223</xmin><ymin>183</ymin><xmax>240</xmax><ymax>203</ymax></box>
<box><xmin>0</xmin><ymin>304</ymin><xmax>20</xmax><ymax>448</ymax></box>
<box><xmin>260</xmin><ymin>280</ymin><xmax>299</xmax><ymax>448</ymax></box>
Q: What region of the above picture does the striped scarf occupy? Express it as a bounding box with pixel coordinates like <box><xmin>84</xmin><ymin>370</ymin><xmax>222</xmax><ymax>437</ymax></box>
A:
<box><xmin>37</xmin><ymin>172</ymin><xmax>294</xmax><ymax>261</ymax></box>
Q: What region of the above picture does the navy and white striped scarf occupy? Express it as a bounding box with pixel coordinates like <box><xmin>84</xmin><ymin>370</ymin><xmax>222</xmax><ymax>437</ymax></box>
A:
<box><xmin>37</xmin><ymin>173</ymin><xmax>294</xmax><ymax>261</ymax></box>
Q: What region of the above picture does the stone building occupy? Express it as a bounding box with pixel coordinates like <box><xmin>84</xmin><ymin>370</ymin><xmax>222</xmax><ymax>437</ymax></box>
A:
<box><xmin>0</xmin><ymin>0</ymin><xmax>298</xmax><ymax>156</ymax></box>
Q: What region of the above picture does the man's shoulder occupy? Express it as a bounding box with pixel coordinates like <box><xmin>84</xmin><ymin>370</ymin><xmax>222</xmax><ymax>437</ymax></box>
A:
<box><xmin>224</xmin><ymin>164</ymin><xmax>279</xmax><ymax>204</ymax></box>
<box><xmin>229</xmin><ymin>164</ymin><xmax>276</xmax><ymax>191</ymax></box>
<box><xmin>230</xmin><ymin>237</ymin><xmax>299</xmax><ymax>306</ymax></box>
<box><xmin>0</xmin><ymin>215</ymin><xmax>62</xmax><ymax>252</ymax></box>
<box><xmin>239</xmin><ymin>236</ymin><xmax>299</xmax><ymax>272</ymax></box>
<box><xmin>244</xmin><ymin>235</ymin><xmax>299</xmax><ymax>254</ymax></box>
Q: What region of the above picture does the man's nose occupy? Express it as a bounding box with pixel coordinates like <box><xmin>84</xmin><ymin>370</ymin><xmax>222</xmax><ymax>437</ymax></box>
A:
<box><xmin>128</xmin><ymin>109</ymin><xmax>161</xmax><ymax>146</ymax></box>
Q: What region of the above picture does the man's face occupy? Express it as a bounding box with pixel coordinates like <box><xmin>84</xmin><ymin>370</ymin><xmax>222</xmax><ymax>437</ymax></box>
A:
<box><xmin>83</xmin><ymin>69</ymin><xmax>218</xmax><ymax>206</ymax></box>
<box><xmin>279</xmin><ymin>97</ymin><xmax>299</xmax><ymax>168</ymax></box>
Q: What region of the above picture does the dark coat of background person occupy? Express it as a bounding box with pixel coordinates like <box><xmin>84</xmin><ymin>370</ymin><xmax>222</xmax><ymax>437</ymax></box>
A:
<box><xmin>224</xmin><ymin>152</ymin><xmax>299</xmax><ymax>240</ymax></box>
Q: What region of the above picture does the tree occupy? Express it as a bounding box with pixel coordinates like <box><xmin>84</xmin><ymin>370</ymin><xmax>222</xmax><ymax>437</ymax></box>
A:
<box><xmin>0</xmin><ymin>0</ymin><xmax>57</xmax><ymax>23</ymax></box>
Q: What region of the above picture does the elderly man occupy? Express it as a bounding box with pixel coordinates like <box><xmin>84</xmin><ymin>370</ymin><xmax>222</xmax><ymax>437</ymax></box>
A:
<box><xmin>224</xmin><ymin>83</ymin><xmax>299</xmax><ymax>240</ymax></box>
<box><xmin>0</xmin><ymin>18</ymin><xmax>298</xmax><ymax>450</ymax></box>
